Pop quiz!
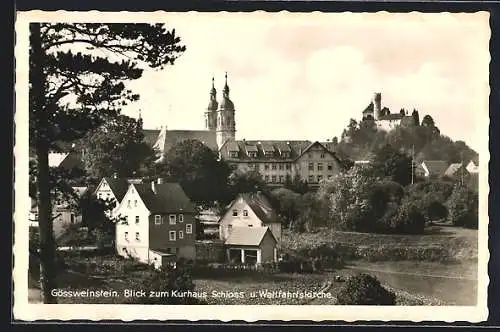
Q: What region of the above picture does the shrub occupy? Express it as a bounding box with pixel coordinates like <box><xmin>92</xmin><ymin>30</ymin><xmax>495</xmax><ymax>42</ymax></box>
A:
<box><xmin>391</xmin><ymin>200</ymin><xmax>426</xmax><ymax>234</ymax></box>
<box><xmin>336</xmin><ymin>273</ymin><xmax>396</xmax><ymax>305</ymax></box>
<box><xmin>447</xmin><ymin>185</ymin><xmax>478</xmax><ymax>229</ymax></box>
<box><xmin>406</xmin><ymin>180</ymin><xmax>454</xmax><ymax>222</ymax></box>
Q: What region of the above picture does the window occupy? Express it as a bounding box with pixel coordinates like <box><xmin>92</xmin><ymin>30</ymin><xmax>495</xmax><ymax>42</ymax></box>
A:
<box><xmin>282</xmin><ymin>152</ymin><xmax>290</xmax><ymax>158</ymax></box>
<box><xmin>279</xmin><ymin>175</ymin><xmax>284</xmax><ymax>183</ymax></box>
<box><xmin>308</xmin><ymin>163</ymin><xmax>314</xmax><ymax>171</ymax></box>
<box><xmin>228</xmin><ymin>224</ymin><xmax>233</xmax><ymax>230</ymax></box>
<box><xmin>230</xmin><ymin>151</ymin><xmax>238</xmax><ymax>158</ymax></box>
<box><xmin>317</xmin><ymin>163</ymin><xmax>323</xmax><ymax>171</ymax></box>
<box><xmin>134</xmin><ymin>200</ymin><xmax>137</xmax><ymax>207</ymax></box>
<box><xmin>308</xmin><ymin>175</ymin><xmax>314</xmax><ymax>182</ymax></box>
<box><xmin>154</xmin><ymin>215</ymin><xmax>161</xmax><ymax>225</ymax></box>
<box><xmin>285</xmin><ymin>164</ymin><xmax>291</xmax><ymax>170</ymax></box>
<box><xmin>98</xmin><ymin>193</ymin><xmax>102</xmax><ymax>199</ymax></box>
<box><xmin>320</xmin><ymin>153</ymin><xmax>325</xmax><ymax>159</ymax></box>
<box><xmin>169</xmin><ymin>231</ymin><xmax>176</xmax><ymax>241</ymax></box>
<box><xmin>70</xmin><ymin>213</ymin><xmax>75</xmax><ymax>223</ymax></box>
<box><xmin>243</xmin><ymin>210</ymin><xmax>248</xmax><ymax>217</ymax></box>
<box><xmin>317</xmin><ymin>175</ymin><xmax>323</xmax><ymax>182</ymax></box>
<box><xmin>272</xmin><ymin>164</ymin><xmax>277</xmax><ymax>170</ymax></box>
<box><xmin>279</xmin><ymin>164</ymin><xmax>284</xmax><ymax>170</ymax></box>
<box><xmin>179</xmin><ymin>214</ymin><xmax>184</xmax><ymax>222</ymax></box>
<box><xmin>125</xmin><ymin>232</ymin><xmax>129</xmax><ymax>241</ymax></box>
<box><xmin>264</xmin><ymin>164</ymin><xmax>269</xmax><ymax>170</ymax></box>
<box><xmin>327</xmin><ymin>164</ymin><xmax>333</xmax><ymax>171</ymax></box>
<box><xmin>106</xmin><ymin>193</ymin><xmax>110</xmax><ymax>199</ymax></box>
<box><xmin>248</xmin><ymin>224</ymin><xmax>253</xmax><ymax>227</ymax></box>
<box><xmin>179</xmin><ymin>231</ymin><xmax>184</xmax><ymax>239</ymax></box>
<box><xmin>265</xmin><ymin>151</ymin><xmax>273</xmax><ymax>157</ymax></box>
<box><xmin>186</xmin><ymin>224</ymin><xmax>193</xmax><ymax>234</ymax></box>
<box><xmin>249</xmin><ymin>151</ymin><xmax>257</xmax><ymax>158</ymax></box>
<box><xmin>271</xmin><ymin>175</ymin><xmax>277</xmax><ymax>183</ymax></box>
<box><xmin>135</xmin><ymin>216</ymin><xmax>139</xmax><ymax>224</ymax></box>
<box><xmin>135</xmin><ymin>232</ymin><xmax>140</xmax><ymax>241</ymax></box>
<box><xmin>264</xmin><ymin>175</ymin><xmax>269</xmax><ymax>182</ymax></box>
<box><xmin>232</xmin><ymin>209</ymin><xmax>238</xmax><ymax>217</ymax></box>
<box><xmin>169</xmin><ymin>214</ymin><xmax>176</xmax><ymax>225</ymax></box>
<box><xmin>127</xmin><ymin>200</ymin><xmax>131</xmax><ymax>208</ymax></box>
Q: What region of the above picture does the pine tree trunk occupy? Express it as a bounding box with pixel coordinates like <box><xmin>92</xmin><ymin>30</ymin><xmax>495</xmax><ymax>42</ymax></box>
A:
<box><xmin>31</xmin><ymin>23</ymin><xmax>58</xmax><ymax>304</ymax></box>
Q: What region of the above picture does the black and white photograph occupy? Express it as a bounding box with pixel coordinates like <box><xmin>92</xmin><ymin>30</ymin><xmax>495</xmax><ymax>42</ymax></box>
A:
<box><xmin>14</xmin><ymin>10</ymin><xmax>489</xmax><ymax>322</ymax></box>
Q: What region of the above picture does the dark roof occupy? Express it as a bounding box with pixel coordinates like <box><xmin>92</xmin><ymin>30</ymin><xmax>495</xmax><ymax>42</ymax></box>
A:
<box><xmin>363</xmin><ymin>102</ymin><xmax>374</xmax><ymax>114</ymax></box>
<box><xmin>219</xmin><ymin>140</ymin><xmax>314</xmax><ymax>162</ymax></box>
<box><xmin>422</xmin><ymin>160</ymin><xmax>449</xmax><ymax>177</ymax></box>
<box><xmin>133</xmin><ymin>182</ymin><xmax>196</xmax><ymax>214</ymax></box>
<box><xmin>237</xmin><ymin>192</ymin><xmax>281</xmax><ymax>224</ymax></box>
<box><xmin>378</xmin><ymin>113</ymin><xmax>404</xmax><ymax>121</ymax></box>
<box><xmin>101</xmin><ymin>177</ymin><xmax>130</xmax><ymax>202</ymax></box>
<box><xmin>400</xmin><ymin>116</ymin><xmax>416</xmax><ymax>127</ymax></box>
<box><xmin>142</xmin><ymin>129</ymin><xmax>161</xmax><ymax>147</ymax></box>
<box><xmin>152</xmin><ymin>129</ymin><xmax>218</xmax><ymax>153</ymax></box>
<box><xmin>225</xmin><ymin>227</ymin><xmax>276</xmax><ymax>246</ymax></box>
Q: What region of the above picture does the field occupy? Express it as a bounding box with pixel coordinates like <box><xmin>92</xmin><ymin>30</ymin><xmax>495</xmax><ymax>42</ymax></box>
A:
<box><xmin>281</xmin><ymin>224</ymin><xmax>478</xmax><ymax>263</ymax></box>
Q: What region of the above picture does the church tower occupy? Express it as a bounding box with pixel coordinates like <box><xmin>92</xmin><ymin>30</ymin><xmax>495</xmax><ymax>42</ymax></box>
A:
<box><xmin>205</xmin><ymin>77</ymin><xmax>218</xmax><ymax>131</ymax></box>
<box><xmin>216</xmin><ymin>72</ymin><xmax>236</xmax><ymax>149</ymax></box>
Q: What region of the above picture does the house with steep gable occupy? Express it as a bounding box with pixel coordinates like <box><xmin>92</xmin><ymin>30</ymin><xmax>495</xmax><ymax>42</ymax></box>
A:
<box><xmin>94</xmin><ymin>176</ymin><xmax>130</xmax><ymax>217</ymax></box>
<box><xmin>114</xmin><ymin>179</ymin><xmax>197</xmax><ymax>268</ymax></box>
<box><xmin>219</xmin><ymin>192</ymin><xmax>281</xmax><ymax>265</ymax></box>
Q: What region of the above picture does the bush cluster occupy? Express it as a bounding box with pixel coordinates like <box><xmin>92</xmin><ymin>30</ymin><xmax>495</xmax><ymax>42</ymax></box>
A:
<box><xmin>446</xmin><ymin>184</ymin><xmax>478</xmax><ymax>229</ymax></box>
<box><xmin>336</xmin><ymin>273</ymin><xmax>396</xmax><ymax>305</ymax></box>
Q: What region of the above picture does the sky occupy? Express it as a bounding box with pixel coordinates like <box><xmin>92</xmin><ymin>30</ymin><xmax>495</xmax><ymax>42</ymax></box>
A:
<box><xmin>119</xmin><ymin>12</ymin><xmax>490</xmax><ymax>152</ymax></box>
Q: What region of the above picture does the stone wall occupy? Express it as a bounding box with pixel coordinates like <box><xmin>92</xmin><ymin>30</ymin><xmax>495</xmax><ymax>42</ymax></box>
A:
<box><xmin>195</xmin><ymin>240</ymin><xmax>225</xmax><ymax>263</ymax></box>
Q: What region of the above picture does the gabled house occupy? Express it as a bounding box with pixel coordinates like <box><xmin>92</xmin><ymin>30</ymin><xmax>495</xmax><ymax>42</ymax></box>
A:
<box><xmin>419</xmin><ymin>160</ymin><xmax>449</xmax><ymax>179</ymax></box>
<box><xmin>466</xmin><ymin>160</ymin><xmax>479</xmax><ymax>174</ymax></box>
<box><xmin>93</xmin><ymin>176</ymin><xmax>130</xmax><ymax>217</ymax></box>
<box><xmin>444</xmin><ymin>163</ymin><xmax>468</xmax><ymax>179</ymax></box>
<box><xmin>219</xmin><ymin>192</ymin><xmax>281</xmax><ymax>265</ymax></box>
<box><xmin>114</xmin><ymin>179</ymin><xmax>197</xmax><ymax>268</ymax></box>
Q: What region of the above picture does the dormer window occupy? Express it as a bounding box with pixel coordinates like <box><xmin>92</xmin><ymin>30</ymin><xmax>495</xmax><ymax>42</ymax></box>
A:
<box><xmin>229</xmin><ymin>151</ymin><xmax>238</xmax><ymax>158</ymax></box>
<box><xmin>282</xmin><ymin>152</ymin><xmax>290</xmax><ymax>158</ymax></box>
<box><xmin>264</xmin><ymin>151</ymin><xmax>273</xmax><ymax>157</ymax></box>
<box><xmin>248</xmin><ymin>151</ymin><xmax>257</xmax><ymax>158</ymax></box>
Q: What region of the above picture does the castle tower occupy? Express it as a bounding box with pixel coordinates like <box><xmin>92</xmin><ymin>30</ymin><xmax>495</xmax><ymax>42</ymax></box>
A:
<box><xmin>373</xmin><ymin>92</ymin><xmax>382</xmax><ymax>120</ymax></box>
<box><xmin>216</xmin><ymin>72</ymin><xmax>236</xmax><ymax>149</ymax></box>
<box><xmin>205</xmin><ymin>76</ymin><xmax>218</xmax><ymax>131</ymax></box>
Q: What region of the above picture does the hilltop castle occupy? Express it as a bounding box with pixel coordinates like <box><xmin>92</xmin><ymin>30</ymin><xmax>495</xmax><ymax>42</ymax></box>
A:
<box><xmin>362</xmin><ymin>92</ymin><xmax>420</xmax><ymax>131</ymax></box>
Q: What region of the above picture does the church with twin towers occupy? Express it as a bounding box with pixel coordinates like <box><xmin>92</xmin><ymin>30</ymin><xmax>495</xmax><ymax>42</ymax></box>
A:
<box><xmin>146</xmin><ymin>73</ymin><xmax>344</xmax><ymax>187</ymax></box>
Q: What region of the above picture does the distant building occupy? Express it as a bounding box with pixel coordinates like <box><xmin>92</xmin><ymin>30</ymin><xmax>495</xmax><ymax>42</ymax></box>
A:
<box><xmin>218</xmin><ymin>140</ymin><xmax>344</xmax><ymax>188</ymax></box>
<box><xmin>94</xmin><ymin>176</ymin><xmax>131</xmax><ymax>218</ymax></box>
<box><xmin>444</xmin><ymin>163</ymin><xmax>467</xmax><ymax>179</ymax></box>
<box><xmin>114</xmin><ymin>179</ymin><xmax>197</xmax><ymax>268</ymax></box>
<box><xmin>362</xmin><ymin>92</ymin><xmax>419</xmax><ymax>131</ymax></box>
<box><xmin>418</xmin><ymin>160</ymin><xmax>450</xmax><ymax>179</ymax></box>
<box><xmin>143</xmin><ymin>73</ymin><xmax>344</xmax><ymax>188</ymax></box>
<box><xmin>29</xmin><ymin>187</ymin><xmax>85</xmax><ymax>239</ymax></box>
<box><xmin>219</xmin><ymin>192</ymin><xmax>281</xmax><ymax>265</ymax></box>
<box><xmin>466</xmin><ymin>160</ymin><xmax>479</xmax><ymax>174</ymax></box>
